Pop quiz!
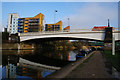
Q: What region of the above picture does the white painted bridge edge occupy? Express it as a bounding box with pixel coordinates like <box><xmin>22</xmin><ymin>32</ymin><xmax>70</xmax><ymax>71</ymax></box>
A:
<box><xmin>19</xmin><ymin>30</ymin><xmax>120</xmax><ymax>42</ymax></box>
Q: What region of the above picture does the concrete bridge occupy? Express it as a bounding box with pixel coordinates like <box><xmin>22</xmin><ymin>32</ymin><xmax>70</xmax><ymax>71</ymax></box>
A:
<box><xmin>19</xmin><ymin>29</ymin><xmax>120</xmax><ymax>42</ymax></box>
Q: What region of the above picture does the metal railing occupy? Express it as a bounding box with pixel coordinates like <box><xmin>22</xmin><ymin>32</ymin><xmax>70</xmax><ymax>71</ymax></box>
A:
<box><xmin>19</xmin><ymin>28</ymin><xmax>120</xmax><ymax>36</ymax></box>
<box><xmin>19</xmin><ymin>29</ymin><xmax>99</xmax><ymax>36</ymax></box>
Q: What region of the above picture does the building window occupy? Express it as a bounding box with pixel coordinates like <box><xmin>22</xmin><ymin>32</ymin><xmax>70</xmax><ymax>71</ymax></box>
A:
<box><xmin>52</xmin><ymin>25</ymin><xmax>54</xmax><ymax>27</ymax></box>
<box><xmin>10</xmin><ymin>15</ymin><xmax>13</xmax><ymax>24</ymax></box>
<box><xmin>58</xmin><ymin>25</ymin><xmax>60</xmax><ymax>27</ymax></box>
<box><xmin>30</xmin><ymin>19</ymin><xmax>33</xmax><ymax>22</ymax></box>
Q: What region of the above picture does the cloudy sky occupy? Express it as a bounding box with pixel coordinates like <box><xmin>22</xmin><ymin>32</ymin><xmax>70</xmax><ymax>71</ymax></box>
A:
<box><xmin>1</xmin><ymin>0</ymin><xmax>120</xmax><ymax>2</ymax></box>
<box><xmin>1</xmin><ymin>1</ymin><xmax>119</xmax><ymax>31</ymax></box>
<box><xmin>63</xmin><ymin>2</ymin><xmax>118</xmax><ymax>29</ymax></box>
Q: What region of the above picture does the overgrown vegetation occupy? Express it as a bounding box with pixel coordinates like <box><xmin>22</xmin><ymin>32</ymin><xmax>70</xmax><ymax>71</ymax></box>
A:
<box><xmin>39</xmin><ymin>40</ymin><xmax>91</xmax><ymax>51</ymax></box>
<box><xmin>103</xmin><ymin>50</ymin><xmax>120</xmax><ymax>72</ymax></box>
<box><xmin>39</xmin><ymin>40</ymin><xmax>74</xmax><ymax>50</ymax></box>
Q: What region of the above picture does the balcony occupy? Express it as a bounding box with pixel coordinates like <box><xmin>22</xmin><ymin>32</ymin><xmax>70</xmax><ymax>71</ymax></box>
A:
<box><xmin>19</xmin><ymin>26</ymin><xmax>23</xmax><ymax>28</ymax></box>
<box><xmin>19</xmin><ymin>23</ymin><xmax>24</xmax><ymax>25</ymax></box>
<box><xmin>19</xmin><ymin>29</ymin><xmax>23</xmax><ymax>31</ymax></box>
<box><xmin>19</xmin><ymin>20</ymin><xmax>24</xmax><ymax>22</ymax></box>
<box><xmin>29</xmin><ymin>20</ymin><xmax>39</xmax><ymax>23</ymax></box>
<box><xmin>29</xmin><ymin>23</ymin><xmax>39</xmax><ymax>26</ymax></box>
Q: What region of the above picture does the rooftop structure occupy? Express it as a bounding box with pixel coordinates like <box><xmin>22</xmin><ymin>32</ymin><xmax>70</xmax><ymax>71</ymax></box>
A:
<box><xmin>92</xmin><ymin>26</ymin><xmax>108</xmax><ymax>31</ymax></box>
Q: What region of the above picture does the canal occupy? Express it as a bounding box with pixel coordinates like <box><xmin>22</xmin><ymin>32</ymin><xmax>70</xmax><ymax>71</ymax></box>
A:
<box><xmin>2</xmin><ymin>49</ymin><xmax>80</xmax><ymax>79</ymax></box>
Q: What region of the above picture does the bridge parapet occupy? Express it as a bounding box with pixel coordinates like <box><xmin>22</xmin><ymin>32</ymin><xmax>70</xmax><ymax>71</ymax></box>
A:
<box><xmin>19</xmin><ymin>29</ymin><xmax>106</xmax><ymax>36</ymax></box>
<box><xmin>19</xmin><ymin>29</ymin><xmax>120</xmax><ymax>42</ymax></box>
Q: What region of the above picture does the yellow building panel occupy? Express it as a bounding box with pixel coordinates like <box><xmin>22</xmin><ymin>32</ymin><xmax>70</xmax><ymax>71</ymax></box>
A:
<box><xmin>46</xmin><ymin>21</ymin><xmax>62</xmax><ymax>31</ymax></box>
<box><xmin>34</xmin><ymin>13</ymin><xmax>44</xmax><ymax>18</ymax></box>
<box><xmin>24</xmin><ymin>29</ymin><xmax>28</xmax><ymax>32</ymax></box>
<box><xmin>56</xmin><ymin>21</ymin><xmax>62</xmax><ymax>30</ymax></box>
<box><xmin>19</xmin><ymin>13</ymin><xmax>44</xmax><ymax>33</ymax></box>
<box><xmin>24</xmin><ymin>24</ymin><xmax>28</xmax><ymax>26</ymax></box>
<box><xmin>24</xmin><ymin>27</ymin><xmax>28</xmax><ymax>29</ymax></box>
<box><xmin>34</xmin><ymin>13</ymin><xmax>44</xmax><ymax>32</ymax></box>
<box><xmin>25</xmin><ymin>18</ymin><xmax>30</xmax><ymax>20</ymax></box>
<box><xmin>24</xmin><ymin>31</ymin><xmax>28</xmax><ymax>33</ymax></box>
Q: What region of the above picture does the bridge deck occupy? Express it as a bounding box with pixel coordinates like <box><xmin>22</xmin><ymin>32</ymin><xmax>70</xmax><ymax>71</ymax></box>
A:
<box><xmin>19</xmin><ymin>30</ymin><xmax>120</xmax><ymax>42</ymax></box>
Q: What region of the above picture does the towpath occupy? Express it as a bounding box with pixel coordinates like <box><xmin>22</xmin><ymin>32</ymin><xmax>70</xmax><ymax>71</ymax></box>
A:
<box><xmin>66</xmin><ymin>51</ymin><xmax>111</xmax><ymax>78</ymax></box>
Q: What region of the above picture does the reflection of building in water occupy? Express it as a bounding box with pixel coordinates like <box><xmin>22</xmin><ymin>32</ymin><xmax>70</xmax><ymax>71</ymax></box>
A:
<box><xmin>17</xmin><ymin>64</ymin><xmax>55</xmax><ymax>79</ymax></box>
<box><xmin>41</xmin><ymin>69</ymin><xmax>55</xmax><ymax>78</ymax></box>
<box><xmin>5</xmin><ymin>64</ymin><xmax>16</xmax><ymax>78</ymax></box>
<box><xmin>2</xmin><ymin>55</ymin><xmax>19</xmax><ymax>79</ymax></box>
<box><xmin>17</xmin><ymin>64</ymin><xmax>42</xmax><ymax>79</ymax></box>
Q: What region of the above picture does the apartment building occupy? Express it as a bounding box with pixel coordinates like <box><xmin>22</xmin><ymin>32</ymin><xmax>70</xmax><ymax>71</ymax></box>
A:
<box><xmin>18</xmin><ymin>13</ymin><xmax>44</xmax><ymax>33</ymax></box>
<box><xmin>7</xmin><ymin>13</ymin><xmax>19</xmax><ymax>34</ymax></box>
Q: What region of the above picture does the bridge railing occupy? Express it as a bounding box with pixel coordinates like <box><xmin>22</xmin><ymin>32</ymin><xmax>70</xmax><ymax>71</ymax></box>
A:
<box><xmin>19</xmin><ymin>29</ymin><xmax>119</xmax><ymax>36</ymax></box>
<box><xmin>19</xmin><ymin>29</ymin><xmax>93</xmax><ymax>36</ymax></box>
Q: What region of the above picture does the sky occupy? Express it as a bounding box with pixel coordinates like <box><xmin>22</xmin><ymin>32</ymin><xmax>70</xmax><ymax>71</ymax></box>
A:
<box><xmin>1</xmin><ymin>0</ymin><xmax>120</xmax><ymax>2</ymax></box>
<box><xmin>1</xmin><ymin>2</ymin><xmax>119</xmax><ymax>31</ymax></box>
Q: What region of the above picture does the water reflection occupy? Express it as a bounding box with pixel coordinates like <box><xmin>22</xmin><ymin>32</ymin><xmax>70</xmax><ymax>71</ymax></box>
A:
<box><xmin>2</xmin><ymin>49</ymin><xmax>78</xmax><ymax>79</ymax></box>
<box><xmin>2</xmin><ymin>55</ymin><xmax>55</xmax><ymax>79</ymax></box>
<box><xmin>17</xmin><ymin>63</ymin><xmax>55</xmax><ymax>79</ymax></box>
<box><xmin>42</xmin><ymin>50</ymin><xmax>77</xmax><ymax>61</ymax></box>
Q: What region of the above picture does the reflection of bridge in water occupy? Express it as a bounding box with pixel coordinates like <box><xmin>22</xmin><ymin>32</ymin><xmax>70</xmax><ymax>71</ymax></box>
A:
<box><xmin>19</xmin><ymin>57</ymin><xmax>61</xmax><ymax>70</ymax></box>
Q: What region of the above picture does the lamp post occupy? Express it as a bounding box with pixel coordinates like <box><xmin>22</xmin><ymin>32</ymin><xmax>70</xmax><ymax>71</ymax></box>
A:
<box><xmin>54</xmin><ymin>10</ymin><xmax>57</xmax><ymax>32</ymax></box>
<box><xmin>112</xmin><ymin>34</ymin><xmax>115</xmax><ymax>55</ymax></box>
<box><xmin>43</xmin><ymin>20</ymin><xmax>46</xmax><ymax>32</ymax></box>
<box><xmin>68</xmin><ymin>18</ymin><xmax>70</xmax><ymax>26</ymax></box>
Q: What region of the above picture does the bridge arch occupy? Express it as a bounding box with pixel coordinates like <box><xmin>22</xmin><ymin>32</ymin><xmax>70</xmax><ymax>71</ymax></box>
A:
<box><xmin>20</xmin><ymin>31</ymin><xmax>106</xmax><ymax>42</ymax></box>
<box><xmin>21</xmin><ymin>37</ymin><xmax>104</xmax><ymax>43</ymax></box>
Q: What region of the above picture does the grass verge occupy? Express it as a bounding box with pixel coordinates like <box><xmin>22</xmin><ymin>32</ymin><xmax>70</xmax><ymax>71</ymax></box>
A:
<box><xmin>102</xmin><ymin>50</ymin><xmax>120</xmax><ymax>72</ymax></box>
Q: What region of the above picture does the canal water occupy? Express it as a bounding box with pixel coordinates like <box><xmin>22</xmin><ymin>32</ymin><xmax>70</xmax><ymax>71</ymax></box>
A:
<box><xmin>2</xmin><ymin>49</ymin><xmax>79</xmax><ymax>79</ymax></box>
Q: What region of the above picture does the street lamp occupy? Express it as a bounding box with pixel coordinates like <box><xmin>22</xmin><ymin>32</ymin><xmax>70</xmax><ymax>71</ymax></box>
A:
<box><xmin>68</xmin><ymin>18</ymin><xmax>70</xmax><ymax>26</ymax></box>
<box><xmin>54</xmin><ymin>10</ymin><xmax>57</xmax><ymax>32</ymax></box>
<box><xmin>108</xmin><ymin>19</ymin><xmax>110</xmax><ymax>27</ymax></box>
